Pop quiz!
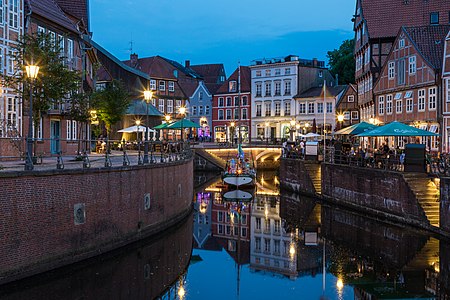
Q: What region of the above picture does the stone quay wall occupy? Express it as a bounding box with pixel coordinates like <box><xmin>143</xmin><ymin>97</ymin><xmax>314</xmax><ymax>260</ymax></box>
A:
<box><xmin>0</xmin><ymin>158</ymin><xmax>193</xmax><ymax>285</ymax></box>
<box><xmin>321</xmin><ymin>163</ymin><xmax>428</xmax><ymax>227</ymax></box>
<box><xmin>440</xmin><ymin>178</ymin><xmax>450</xmax><ymax>233</ymax></box>
<box><xmin>279</xmin><ymin>158</ymin><xmax>317</xmax><ymax>196</ymax></box>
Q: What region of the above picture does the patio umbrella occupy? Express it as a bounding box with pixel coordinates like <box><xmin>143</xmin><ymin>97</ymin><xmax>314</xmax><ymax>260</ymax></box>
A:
<box><xmin>118</xmin><ymin>125</ymin><xmax>155</xmax><ymax>133</ymax></box>
<box><xmin>356</xmin><ymin>121</ymin><xmax>438</xmax><ymax>137</ymax></box>
<box><xmin>304</xmin><ymin>132</ymin><xmax>321</xmax><ymax>138</ymax></box>
<box><xmin>153</xmin><ymin>122</ymin><xmax>172</xmax><ymax>130</ymax></box>
<box><xmin>334</xmin><ymin>121</ymin><xmax>377</xmax><ymax>135</ymax></box>
<box><xmin>167</xmin><ymin>118</ymin><xmax>201</xmax><ymax>129</ymax></box>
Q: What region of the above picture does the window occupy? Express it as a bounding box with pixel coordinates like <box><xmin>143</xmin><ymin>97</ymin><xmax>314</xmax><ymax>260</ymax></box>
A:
<box><xmin>256</xmin><ymin>70</ymin><xmax>261</xmax><ymax>77</ymax></box>
<box><xmin>256</xmin><ymin>217</ymin><xmax>261</xmax><ymax>230</ymax></box>
<box><xmin>159</xmin><ymin>81</ymin><xmax>165</xmax><ymax>91</ymax></box>
<box><xmin>167</xmin><ymin>99</ymin><xmax>173</xmax><ymax>113</ymax></box>
<box><xmin>58</xmin><ymin>34</ymin><xmax>64</xmax><ymax>57</ymax></box>
<box><xmin>284</xmin><ymin>101</ymin><xmax>291</xmax><ymax>116</ymax></box>
<box><xmin>229</xmin><ymin>80</ymin><xmax>237</xmax><ymax>92</ymax></box>
<box><xmin>308</xmin><ymin>102</ymin><xmax>315</xmax><ymax>114</ymax></box>
<box><xmin>430</xmin><ymin>12</ymin><xmax>439</xmax><ymax>25</ymax></box>
<box><xmin>285</xmin><ymin>68</ymin><xmax>291</xmax><ymax>75</ymax></box>
<box><xmin>9</xmin><ymin>0</ymin><xmax>18</xmax><ymax>28</ymax></box>
<box><xmin>0</xmin><ymin>47</ymin><xmax>3</xmax><ymax>74</ymax></box>
<box><xmin>256</xmin><ymin>82</ymin><xmax>262</xmax><ymax>97</ymax></box>
<box><xmin>409</xmin><ymin>56</ymin><xmax>416</xmax><ymax>74</ymax></box>
<box><xmin>351</xmin><ymin>111</ymin><xmax>359</xmax><ymax>120</ymax></box>
<box><xmin>168</xmin><ymin>81</ymin><xmax>175</xmax><ymax>92</ymax></box>
<box><xmin>348</xmin><ymin>95</ymin><xmax>354</xmax><ymax>102</ymax></box>
<box><xmin>218</xmin><ymin>109</ymin><xmax>224</xmax><ymax>120</ymax></box>
<box><xmin>265</xmin><ymin>82</ymin><xmax>271</xmax><ymax>96</ymax></box>
<box><xmin>150</xmin><ymin>80</ymin><xmax>156</xmax><ymax>90</ymax></box>
<box><xmin>344</xmin><ymin>111</ymin><xmax>350</xmax><ymax>120</ymax></box>
<box><xmin>264</xmin><ymin>238</ymin><xmax>270</xmax><ymax>253</ymax></box>
<box><xmin>398</xmin><ymin>59</ymin><xmax>405</xmax><ymax>85</ymax></box>
<box><xmin>319</xmin><ymin>70</ymin><xmax>323</xmax><ymax>78</ymax></box>
<box><xmin>284</xmin><ymin>81</ymin><xmax>291</xmax><ymax>95</ymax></box>
<box><xmin>226</xmin><ymin>97</ymin><xmax>232</xmax><ymax>106</ymax></box>
<box><xmin>255</xmin><ymin>237</ymin><xmax>261</xmax><ymax>252</ymax></box>
<box><xmin>317</xmin><ymin>103</ymin><xmax>323</xmax><ymax>114</ymax></box>
<box><xmin>429</xmin><ymin>87</ymin><xmax>437</xmax><ymax>110</ymax></box>
<box><xmin>0</xmin><ymin>1</ymin><xmax>3</xmax><ymax>24</ymax></box>
<box><xmin>265</xmin><ymin>102</ymin><xmax>271</xmax><ymax>116</ymax></box>
<box><xmin>299</xmin><ymin>103</ymin><xmax>306</xmax><ymax>114</ymax></box>
<box><xmin>256</xmin><ymin>104</ymin><xmax>262</xmax><ymax>117</ymax></box>
<box><xmin>7</xmin><ymin>97</ymin><xmax>16</xmax><ymax>127</ymax></box>
<box><xmin>242</xmin><ymin>108</ymin><xmax>247</xmax><ymax>119</ymax></box>
<box><xmin>242</xmin><ymin>96</ymin><xmax>248</xmax><ymax>106</ymax></box>
<box><xmin>274</xmin><ymin>81</ymin><xmax>281</xmax><ymax>95</ymax></box>
<box><xmin>274</xmin><ymin>68</ymin><xmax>280</xmax><ymax>75</ymax></box>
<box><xmin>7</xmin><ymin>49</ymin><xmax>15</xmax><ymax>74</ymax></box>
<box><xmin>396</xmin><ymin>99</ymin><xmax>402</xmax><ymax>114</ymax></box>
<box><xmin>447</xmin><ymin>79</ymin><xmax>450</xmax><ymax>102</ymax></box>
<box><xmin>176</xmin><ymin>100</ymin><xmax>181</xmax><ymax>110</ymax></box>
<box><xmin>394</xmin><ymin>92</ymin><xmax>402</xmax><ymax>100</ymax></box>
<box><xmin>275</xmin><ymin>102</ymin><xmax>281</xmax><ymax>116</ymax></box>
<box><xmin>218</xmin><ymin>224</ymin><xmax>223</xmax><ymax>234</ymax></box>
<box><xmin>399</xmin><ymin>39</ymin><xmax>405</xmax><ymax>48</ymax></box>
<box><xmin>406</xmin><ymin>98</ymin><xmax>413</xmax><ymax>113</ymax></box>
<box><xmin>218</xmin><ymin>97</ymin><xmax>224</xmax><ymax>107</ymax></box>
<box><xmin>226</xmin><ymin>109</ymin><xmax>232</xmax><ymax>120</ymax></box>
<box><xmin>265</xmin><ymin>69</ymin><xmax>271</xmax><ymax>77</ymax></box>
<box><xmin>274</xmin><ymin>220</ymin><xmax>280</xmax><ymax>234</ymax></box>
<box><xmin>388</xmin><ymin>61</ymin><xmax>395</xmax><ymax>79</ymax></box>
<box><xmin>158</xmin><ymin>99</ymin><xmax>164</xmax><ymax>112</ymax></box>
<box><xmin>234</xmin><ymin>108</ymin><xmax>239</xmax><ymax>119</ymax></box>
<box><xmin>418</xmin><ymin>89</ymin><xmax>425</xmax><ymax>111</ymax></box>
<box><xmin>326</xmin><ymin>102</ymin><xmax>333</xmax><ymax>113</ymax></box>
<box><xmin>218</xmin><ymin>211</ymin><xmax>223</xmax><ymax>222</ymax></box>
<box><xmin>386</xmin><ymin>94</ymin><xmax>393</xmax><ymax>114</ymax></box>
<box><xmin>274</xmin><ymin>240</ymin><xmax>280</xmax><ymax>254</ymax></box>
<box><xmin>241</xmin><ymin>214</ymin><xmax>247</xmax><ymax>225</ymax></box>
<box><xmin>205</xmin><ymin>106</ymin><xmax>210</xmax><ymax>115</ymax></box>
<box><xmin>67</xmin><ymin>39</ymin><xmax>74</xmax><ymax>62</ymax></box>
<box><xmin>234</xmin><ymin>96</ymin><xmax>239</xmax><ymax>106</ymax></box>
<box><xmin>378</xmin><ymin>96</ymin><xmax>385</xmax><ymax>115</ymax></box>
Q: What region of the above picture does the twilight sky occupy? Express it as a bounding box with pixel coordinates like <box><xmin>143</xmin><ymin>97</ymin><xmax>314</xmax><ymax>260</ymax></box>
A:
<box><xmin>90</xmin><ymin>0</ymin><xmax>356</xmax><ymax>75</ymax></box>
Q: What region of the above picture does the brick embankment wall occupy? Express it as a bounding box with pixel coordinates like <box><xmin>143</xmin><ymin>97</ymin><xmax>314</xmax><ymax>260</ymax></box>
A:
<box><xmin>279</xmin><ymin>158</ymin><xmax>317</xmax><ymax>196</ymax></box>
<box><xmin>440</xmin><ymin>178</ymin><xmax>450</xmax><ymax>234</ymax></box>
<box><xmin>0</xmin><ymin>214</ymin><xmax>193</xmax><ymax>299</ymax></box>
<box><xmin>321</xmin><ymin>163</ymin><xmax>429</xmax><ymax>229</ymax></box>
<box><xmin>0</xmin><ymin>158</ymin><xmax>193</xmax><ymax>285</ymax></box>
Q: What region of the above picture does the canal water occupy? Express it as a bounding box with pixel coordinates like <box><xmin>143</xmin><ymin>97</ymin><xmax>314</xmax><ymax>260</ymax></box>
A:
<box><xmin>1</xmin><ymin>171</ymin><xmax>449</xmax><ymax>299</ymax></box>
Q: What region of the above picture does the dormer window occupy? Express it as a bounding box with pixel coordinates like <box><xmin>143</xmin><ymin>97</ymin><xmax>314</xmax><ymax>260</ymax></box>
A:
<box><xmin>229</xmin><ymin>80</ymin><xmax>237</xmax><ymax>92</ymax></box>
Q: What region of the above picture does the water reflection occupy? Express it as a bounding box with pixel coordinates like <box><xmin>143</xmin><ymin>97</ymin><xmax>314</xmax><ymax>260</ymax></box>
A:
<box><xmin>191</xmin><ymin>172</ymin><xmax>450</xmax><ymax>299</ymax></box>
<box><xmin>0</xmin><ymin>214</ymin><xmax>193</xmax><ymax>300</ymax></box>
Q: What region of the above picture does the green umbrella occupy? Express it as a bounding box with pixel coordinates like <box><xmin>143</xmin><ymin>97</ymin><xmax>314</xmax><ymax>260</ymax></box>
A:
<box><xmin>153</xmin><ymin>122</ymin><xmax>172</xmax><ymax>129</ymax></box>
<box><xmin>167</xmin><ymin>118</ymin><xmax>201</xmax><ymax>129</ymax></box>
<box><xmin>356</xmin><ymin>121</ymin><xmax>438</xmax><ymax>137</ymax></box>
<box><xmin>334</xmin><ymin>121</ymin><xmax>377</xmax><ymax>135</ymax></box>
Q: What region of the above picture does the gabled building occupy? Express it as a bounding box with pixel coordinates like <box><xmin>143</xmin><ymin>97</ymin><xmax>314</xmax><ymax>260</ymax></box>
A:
<box><xmin>353</xmin><ymin>0</ymin><xmax>450</xmax><ymax>122</ymax></box>
<box><xmin>21</xmin><ymin>0</ymin><xmax>95</xmax><ymax>156</ymax></box>
<box><xmin>296</xmin><ymin>85</ymin><xmax>346</xmax><ymax>136</ymax></box>
<box><xmin>335</xmin><ymin>84</ymin><xmax>359</xmax><ymax>130</ymax></box>
<box><xmin>374</xmin><ymin>26</ymin><xmax>449</xmax><ymax>152</ymax></box>
<box><xmin>442</xmin><ymin>32</ymin><xmax>450</xmax><ymax>152</ymax></box>
<box><xmin>212</xmin><ymin>66</ymin><xmax>251</xmax><ymax>143</ymax></box>
<box><xmin>123</xmin><ymin>55</ymin><xmax>190</xmax><ymax>140</ymax></box>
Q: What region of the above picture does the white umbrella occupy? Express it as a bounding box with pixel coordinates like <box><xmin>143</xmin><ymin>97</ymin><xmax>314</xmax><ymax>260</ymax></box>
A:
<box><xmin>304</xmin><ymin>132</ymin><xmax>321</xmax><ymax>138</ymax></box>
<box><xmin>118</xmin><ymin>125</ymin><xmax>156</xmax><ymax>133</ymax></box>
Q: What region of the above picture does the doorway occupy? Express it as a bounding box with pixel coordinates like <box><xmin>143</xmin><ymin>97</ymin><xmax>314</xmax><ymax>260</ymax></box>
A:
<box><xmin>50</xmin><ymin>120</ymin><xmax>61</xmax><ymax>154</ymax></box>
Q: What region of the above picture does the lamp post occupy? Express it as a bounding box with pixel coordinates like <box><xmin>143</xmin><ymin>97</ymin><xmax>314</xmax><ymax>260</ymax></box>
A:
<box><xmin>230</xmin><ymin>121</ymin><xmax>235</xmax><ymax>146</ymax></box>
<box><xmin>290</xmin><ymin>119</ymin><xmax>296</xmax><ymax>142</ymax></box>
<box><xmin>179</xmin><ymin>106</ymin><xmax>186</xmax><ymax>142</ymax></box>
<box><xmin>24</xmin><ymin>64</ymin><xmax>39</xmax><ymax>171</ymax></box>
<box><xmin>143</xmin><ymin>90</ymin><xmax>152</xmax><ymax>163</ymax></box>
<box><xmin>136</xmin><ymin>119</ymin><xmax>143</xmax><ymax>165</ymax></box>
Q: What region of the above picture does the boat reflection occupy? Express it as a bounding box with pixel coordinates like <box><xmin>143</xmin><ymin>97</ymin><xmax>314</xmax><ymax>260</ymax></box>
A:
<box><xmin>0</xmin><ymin>214</ymin><xmax>193</xmax><ymax>300</ymax></box>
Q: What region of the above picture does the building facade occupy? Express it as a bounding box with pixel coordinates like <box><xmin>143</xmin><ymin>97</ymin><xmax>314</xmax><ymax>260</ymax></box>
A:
<box><xmin>443</xmin><ymin>31</ymin><xmax>450</xmax><ymax>152</ymax></box>
<box><xmin>335</xmin><ymin>84</ymin><xmax>359</xmax><ymax>130</ymax></box>
<box><xmin>212</xmin><ymin>66</ymin><xmax>251</xmax><ymax>143</ymax></box>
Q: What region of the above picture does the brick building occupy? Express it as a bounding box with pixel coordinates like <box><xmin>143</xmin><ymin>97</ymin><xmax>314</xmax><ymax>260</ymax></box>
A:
<box><xmin>441</xmin><ymin>32</ymin><xmax>450</xmax><ymax>152</ymax></box>
<box><xmin>373</xmin><ymin>26</ymin><xmax>449</xmax><ymax>151</ymax></box>
<box><xmin>335</xmin><ymin>84</ymin><xmax>359</xmax><ymax>129</ymax></box>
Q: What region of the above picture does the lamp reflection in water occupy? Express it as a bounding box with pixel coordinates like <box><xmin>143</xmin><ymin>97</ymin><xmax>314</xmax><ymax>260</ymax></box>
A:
<box><xmin>177</xmin><ymin>277</ymin><xmax>186</xmax><ymax>299</ymax></box>
<box><xmin>336</xmin><ymin>277</ymin><xmax>344</xmax><ymax>300</ymax></box>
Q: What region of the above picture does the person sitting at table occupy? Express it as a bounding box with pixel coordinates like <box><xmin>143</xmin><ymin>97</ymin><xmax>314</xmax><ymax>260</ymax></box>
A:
<box><xmin>382</xmin><ymin>143</ymin><xmax>389</xmax><ymax>155</ymax></box>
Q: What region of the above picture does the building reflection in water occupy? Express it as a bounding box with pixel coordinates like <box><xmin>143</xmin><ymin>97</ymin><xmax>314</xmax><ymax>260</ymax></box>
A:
<box><xmin>0</xmin><ymin>214</ymin><xmax>193</xmax><ymax>300</ymax></box>
<box><xmin>195</xmin><ymin>170</ymin><xmax>450</xmax><ymax>299</ymax></box>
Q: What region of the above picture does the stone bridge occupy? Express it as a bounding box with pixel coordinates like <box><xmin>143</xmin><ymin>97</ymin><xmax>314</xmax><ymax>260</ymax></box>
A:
<box><xmin>193</xmin><ymin>145</ymin><xmax>282</xmax><ymax>171</ymax></box>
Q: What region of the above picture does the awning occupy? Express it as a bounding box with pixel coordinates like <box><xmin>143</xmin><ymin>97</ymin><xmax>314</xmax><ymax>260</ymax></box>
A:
<box><xmin>334</xmin><ymin>121</ymin><xmax>377</xmax><ymax>135</ymax></box>
<box><xmin>118</xmin><ymin>125</ymin><xmax>155</xmax><ymax>133</ymax></box>
<box><xmin>167</xmin><ymin>118</ymin><xmax>201</xmax><ymax>129</ymax></box>
<box><xmin>357</xmin><ymin>121</ymin><xmax>438</xmax><ymax>137</ymax></box>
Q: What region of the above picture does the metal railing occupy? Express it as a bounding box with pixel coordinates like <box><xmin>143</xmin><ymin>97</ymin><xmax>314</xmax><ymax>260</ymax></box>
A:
<box><xmin>0</xmin><ymin>137</ymin><xmax>192</xmax><ymax>172</ymax></box>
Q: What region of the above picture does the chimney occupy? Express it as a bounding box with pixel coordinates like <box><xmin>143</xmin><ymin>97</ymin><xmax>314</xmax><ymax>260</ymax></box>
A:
<box><xmin>185</xmin><ymin>60</ymin><xmax>190</xmax><ymax>68</ymax></box>
<box><xmin>130</xmin><ymin>53</ymin><xmax>138</xmax><ymax>66</ymax></box>
<box><xmin>312</xmin><ymin>58</ymin><xmax>318</xmax><ymax>67</ymax></box>
<box><xmin>335</xmin><ymin>74</ymin><xmax>339</xmax><ymax>86</ymax></box>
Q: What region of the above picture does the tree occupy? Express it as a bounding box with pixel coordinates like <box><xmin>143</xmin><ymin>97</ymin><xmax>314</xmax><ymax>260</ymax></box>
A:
<box><xmin>327</xmin><ymin>39</ymin><xmax>355</xmax><ymax>85</ymax></box>
<box><xmin>91</xmin><ymin>79</ymin><xmax>130</xmax><ymax>137</ymax></box>
<box><xmin>2</xmin><ymin>33</ymin><xmax>82</xmax><ymax>134</ymax></box>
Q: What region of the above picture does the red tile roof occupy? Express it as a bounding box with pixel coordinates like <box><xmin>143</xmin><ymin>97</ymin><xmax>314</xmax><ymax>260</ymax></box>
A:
<box><xmin>215</xmin><ymin>66</ymin><xmax>251</xmax><ymax>94</ymax></box>
<box><xmin>360</xmin><ymin>0</ymin><xmax>450</xmax><ymax>39</ymax></box>
<box><xmin>404</xmin><ymin>25</ymin><xmax>450</xmax><ymax>69</ymax></box>
<box><xmin>123</xmin><ymin>55</ymin><xmax>179</xmax><ymax>80</ymax></box>
<box><xmin>191</xmin><ymin>64</ymin><xmax>225</xmax><ymax>94</ymax></box>
<box><xmin>27</xmin><ymin>0</ymin><xmax>78</xmax><ymax>32</ymax></box>
<box><xmin>53</xmin><ymin>0</ymin><xmax>88</xmax><ymax>25</ymax></box>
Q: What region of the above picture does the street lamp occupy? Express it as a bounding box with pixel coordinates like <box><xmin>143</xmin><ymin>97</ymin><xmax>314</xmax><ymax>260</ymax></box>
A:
<box><xmin>295</xmin><ymin>123</ymin><xmax>300</xmax><ymax>140</ymax></box>
<box><xmin>230</xmin><ymin>121</ymin><xmax>235</xmax><ymax>146</ymax></box>
<box><xmin>337</xmin><ymin>114</ymin><xmax>344</xmax><ymax>130</ymax></box>
<box><xmin>24</xmin><ymin>64</ymin><xmax>40</xmax><ymax>171</ymax></box>
<box><xmin>143</xmin><ymin>90</ymin><xmax>153</xmax><ymax>163</ymax></box>
<box><xmin>179</xmin><ymin>106</ymin><xmax>186</xmax><ymax>141</ymax></box>
<box><xmin>290</xmin><ymin>119</ymin><xmax>296</xmax><ymax>141</ymax></box>
<box><xmin>136</xmin><ymin>119</ymin><xmax>142</xmax><ymax>165</ymax></box>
